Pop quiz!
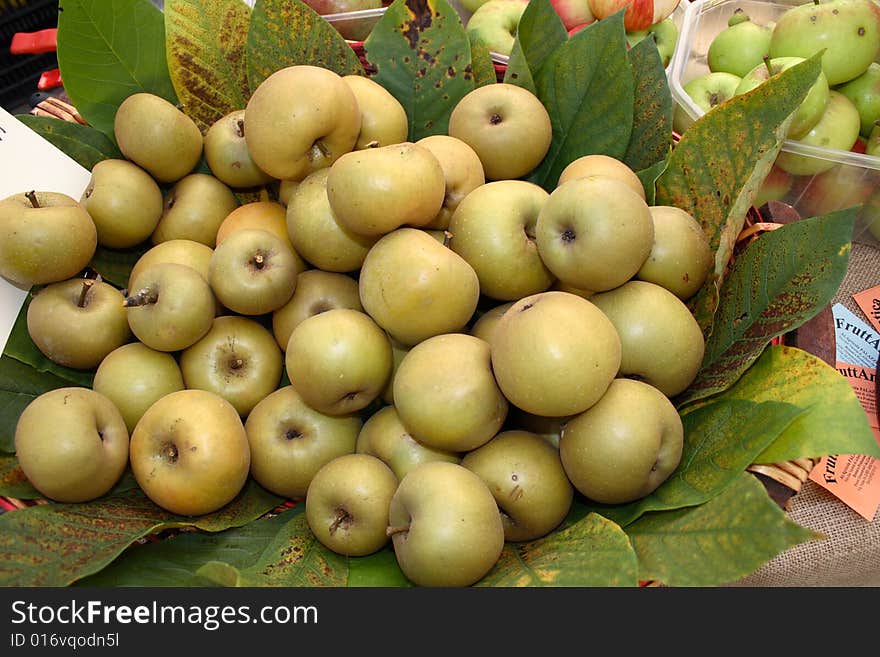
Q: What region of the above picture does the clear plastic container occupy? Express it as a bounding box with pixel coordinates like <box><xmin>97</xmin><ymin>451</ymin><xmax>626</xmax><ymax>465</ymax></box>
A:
<box><xmin>323</xmin><ymin>6</ymin><xmax>388</xmax><ymax>43</ymax></box>
<box><xmin>668</xmin><ymin>0</ymin><xmax>880</xmax><ymax>244</ymax></box>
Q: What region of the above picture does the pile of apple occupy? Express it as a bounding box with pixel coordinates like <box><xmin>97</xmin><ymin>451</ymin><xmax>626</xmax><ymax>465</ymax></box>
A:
<box><xmin>678</xmin><ymin>0</ymin><xmax>880</xmax><ymax>168</ymax></box>
<box><xmin>461</xmin><ymin>0</ymin><xmax>682</xmax><ymax>67</ymax></box>
<box><xmin>0</xmin><ymin>61</ymin><xmax>715</xmax><ymax>587</ymax></box>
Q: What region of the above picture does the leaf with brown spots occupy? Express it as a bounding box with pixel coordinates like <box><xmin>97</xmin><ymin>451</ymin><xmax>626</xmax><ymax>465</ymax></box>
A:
<box><xmin>476</xmin><ymin>513</ymin><xmax>638</xmax><ymax>587</ymax></box>
<box><xmin>245</xmin><ymin>0</ymin><xmax>365</xmax><ymax>93</ymax></box>
<box><xmin>165</xmin><ymin>0</ymin><xmax>253</xmax><ymax>133</ymax></box>
<box><xmin>502</xmin><ymin>0</ymin><xmax>568</xmax><ymax>95</ymax></box>
<box><xmin>684</xmin><ymin>345</ymin><xmax>880</xmax><ymax>463</ymax></box>
<box><xmin>0</xmin><ymin>480</ymin><xmax>283</xmax><ymax>586</ymax></box>
<box><xmin>364</xmin><ymin>0</ymin><xmax>476</xmax><ymax>140</ymax></box>
<box><xmin>195</xmin><ymin>512</ymin><xmax>348</xmax><ymax>586</ymax></box>
<box><xmin>655</xmin><ymin>54</ymin><xmax>823</xmax><ymax>334</ymax></box>
<box><xmin>676</xmin><ymin>209</ymin><xmax>856</xmax><ymax>408</ymax></box>
<box><xmin>627</xmin><ymin>471</ymin><xmax>821</xmax><ymax>586</ymax></box>
<box><xmin>623</xmin><ymin>36</ymin><xmax>673</xmax><ymax>174</ymax></box>
<box><xmin>0</xmin><ymin>454</ymin><xmax>38</xmax><ymax>499</ymax></box>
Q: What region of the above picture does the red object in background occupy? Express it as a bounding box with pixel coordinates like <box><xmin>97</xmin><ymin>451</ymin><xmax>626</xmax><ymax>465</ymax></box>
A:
<box><xmin>10</xmin><ymin>28</ymin><xmax>58</xmax><ymax>55</ymax></box>
<box><xmin>38</xmin><ymin>68</ymin><xmax>62</xmax><ymax>90</ymax></box>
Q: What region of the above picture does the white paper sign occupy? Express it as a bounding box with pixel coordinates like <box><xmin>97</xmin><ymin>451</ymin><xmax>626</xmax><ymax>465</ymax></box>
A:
<box><xmin>832</xmin><ymin>302</ymin><xmax>880</xmax><ymax>369</ymax></box>
<box><xmin>0</xmin><ymin>107</ymin><xmax>93</xmax><ymax>354</ymax></box>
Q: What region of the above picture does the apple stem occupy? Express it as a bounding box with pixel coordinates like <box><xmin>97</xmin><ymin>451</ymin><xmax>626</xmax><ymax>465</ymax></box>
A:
<box><xmin>77</xmin><ymin>278</ymin><xmax>95</xmax><ymax>308</ymax></box>
<box><xmin>329</xmin><ymin>508</ymin><xmax>353</xmax><ymax>535</ymax></box>
<box><xmin>25</xmin><ymin>190</ymin><xmax>39</xmax><ymax>208</ymax></box>
<box><xmin>123</xmin><ymin>287</ymin><xmax>159</xmax><ymax>307</ymax></box>
<box><xmin>763</xmin><ymin>55</ymin><xmax>773</xmax><ymax>76</ymax></box>
<box><xmin>386</xmin><ymin>524</ymin><xmax>410</xmax><ymax>537</ymax></box>
<box><xmin>365</xmin><ymin>140</ymin><xmax>380</xmax><ymax>149</ymax></box>
<box><xmin>443</xmin><ymin>230</ymin><xmax>453</xmax><ymax>247</ymax></box>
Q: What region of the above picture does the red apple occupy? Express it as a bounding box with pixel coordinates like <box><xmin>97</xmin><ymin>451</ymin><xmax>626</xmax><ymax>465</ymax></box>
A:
<box><xmin>551</xmin><ymin>0</ymin><xmax>595</xmax><ymax>32</ymax></box>
<box><xmin>568</xmin><ymin>22</ymin><xmax>593</xmax><ymax>37</ymax></box>
<box><xmin>588</xmin><ymin>0</ymin><xmax>680</xmax><ymax>33</ymax></box>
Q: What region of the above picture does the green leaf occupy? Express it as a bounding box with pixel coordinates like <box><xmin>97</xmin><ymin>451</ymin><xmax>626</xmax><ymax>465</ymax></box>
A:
<box><xmin>635</xmin><ymin>157</ymin><xmax>668</xmax><ymax>205</ymax></box>
<box><xmin>89</xmin><ymin>244</ymin><xmax>151</xmax><ymax>289</ymax></box>
<box><xmin>477</xmin><ymin>513</ymin><xmax>639</xmax><ymax>586</ymax></box>
<box><xmin>466</xmin><ymin>35</ymin><xmax>500</xmax><ymax>89</ymax></box>
<box><xmin>347</xmin><ymin>545</ymin><xmax>412</xmax><ymax>587</ymax></box>
<box><xmin>501</xmin><ymin>0</ymin><xmax>567</xmax><ymax>94</ymax></box>
<box><xmin>76</xmin><ymin>509</ymin><xmax>297</xmax><ymax>587</ymax></box>
<box><xmin>623</xmin><ymin>36</ymin><xmax>673</xmax><ymax>173</ymax></box>
<box><xmin>677</xmin><ymin>210</ymin><xmax>855</xmax><ymax>407</ymax></box>
<box><xmin>655</xmin><ymin>54</ymin><xmax>823</xmax><ymax>333</ymax></box>
<box><xmin>0</xmin><ymin>480</ymin><xmax>284</xmax><ymax>586</ymax></box>
<box><xmin>2</xmin><ymin>294</ymin><xmax>95</xmax><ymax>389</ymax></box>
<box><xmin>590</xmin><ymin>399</ymin><xmax>805</xmax><ymax>528</ymax></box>
<box><xmin>627</xmin><ymin>472</ymin><xmax>821</xmax><ymax>586</ymax></box>
<box><xmin>0</xmin><ymin>454</ymin><xmax>39</xmax><ymax>498</ymax></box>
<box><xmin>364</xmin><ymin>0</ymin><xmax>476</xmax><ymax>140</ymax></box>
<box><xmin>0</xmin><ymin>356</ymin><xmax>72</xmax><ymax>454</ymax></box>
<box><xmin>165</xmin><ymin>0</ymin><xmax>253</xmax><ymax>133</ymax></box>
<box><xmin>56</xmin><ymin>0</ymin><xmax>178</xmax><ymax>139</ymax></box>
<box><xmin>685</xmin><ymin>345</ymin><xmax>880</xmax><ymax>463</ymax></box>
<box><xmin>245</xmin><ymin>0</ymin><xmax>364</xmax><ymax>93</ymax></box>
<box><xmin>527</xmin><ymin>12</ymin><xmax>634</xmax><ymax>190</ymax></box>
<box><xmin>194</xmin><ymin>512</ymin><xmax>348</xmax><ymax>586</ymax></box>
<box><xmin>14</xmin><ymin>115</ymin><xmax>122</xmax><ymax>171</ymax></box>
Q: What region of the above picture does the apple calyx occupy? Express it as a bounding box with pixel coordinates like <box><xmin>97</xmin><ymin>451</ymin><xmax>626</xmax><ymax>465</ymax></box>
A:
<box><xmin>310</xmin><ymin>140</ymin><xmax>331</xmax><ymax>162</ymax></box>
<box><xmin>161</xmin><ymin>441</ymin><xmax>179</xmax><ymax>464</ymax></box>
<box><xmin>235</xmin><ymin>118</ymin><xmax>245</xmax><ymax>139</ymax></box>
<box><xmin>328</xmin><ymin>508</ymin><xmax>354</xmax><ymax>535</ymax></box>
<box><xmin>25</xmin><ymin>190</ymin><xmax>39</xmax><ymax>208</ymax></box>
<box><xmin>123</xmin><ymin>286</ymin><xmax>159</xmax><ymax>307</ymax></box>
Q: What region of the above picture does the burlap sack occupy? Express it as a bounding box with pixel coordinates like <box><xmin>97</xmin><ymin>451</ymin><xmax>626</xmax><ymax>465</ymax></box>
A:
<box><xmin>734</xmin><ymin>239</ymin><xmax>880</xmax><ymax>587</ymax></box>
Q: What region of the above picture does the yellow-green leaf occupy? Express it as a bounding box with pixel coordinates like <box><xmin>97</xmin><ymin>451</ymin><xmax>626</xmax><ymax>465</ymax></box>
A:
<box><xmin>685</xmin><ymin>345</ymin><xmax>880</xmax><ymax>463</ymax></box>
<box><xmin>477</xmin><ymin>513</ymin><xmax>638</xmax><ymax>587</ymax></box>
<box><xmin>246</xmin><ymin>0</ymin><xmax>365</xmax><ymax>93</ymax></box>
<box><xmin>165</xmin><ymin>0</ymin><xmax>253</xmax><ymax>132</ymax></box>
<box><xmin>627</xmin><ymin>472</ymin><xmax>822</xmax><ymax>586</ymax></box>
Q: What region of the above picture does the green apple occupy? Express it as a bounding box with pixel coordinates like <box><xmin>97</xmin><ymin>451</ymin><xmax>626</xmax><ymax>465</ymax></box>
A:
<box><xmin>380</xmin><ymin>336</ymin><xmax>410</xmax><ymax>405</ymax></box>
<box><xmin>590</xmin><ymin>280</ymin><xmax>705</xmax><ymax>398</ymax></box>
<box><xmin>735</xmin><ymin>56</ymin><xmax>830</xmax><ymax>138</ymax></box>
<box><xmin>836</xmin><ymin>62</ymin><xmax>880</xmax><ymax>138</ymax></box>
<box><xmin>707</xmin><ymin>9</ymin><xmax>772</xmax><ymax>78</ymax></box>
<box><xmin>490</xmin><ymin>290</ymin><xmax>622</xmax><ymax>417</ymax></box>
<box><xmin>414</xmin><ymin>134</ymin><xmax>486</xmax><ymax>230</ymax></box>
<box><xmin>635</xmin><ymin>205</ymin><xmax>713</xmax><ymax>301</ymax></box>
<box><xmin>79</xmin><ymin>158</ymin><xmax>163</xmax><ymax>248</ymax></box>
<box><xmin>556</xmin><ymin>153</ymin><xmax>646</xmax><ymax>199</ymax></box>
<box><xmin>674</xmin><ymin>71</ymin><xmax>742</xmax><ymax>135</ymax></box>
<box><xmin>868</xmin><ymin>119</ymin><xmax>880</xmax><ymax>156</ymax></box>
<box><xmin>326</xmin><ymin>141</ymin><xmax>447</xmax><ymax>237</ymax></box>
<box><xmin>179</xmin><ymin>315</ymin><xmax>283</xmax><ymax>418</ymax></box>
<box><xmin>26</xmin><ymin>277</ymin><xmax>131</xmax><ymax>370</ymax></box>
<box><xmin>14</xmin><ymin>387</ymin><xmax>129</xmax><ymax>503</ymax></box>
<box><xmin>152</xmin><ymin>172</ymin><xmax>240</xmax><ymax>247</ymax></box>
<box><xmin>465</xmin><ymin>0</ymin><xmax>528</xmax><ymax>57</ymax></box>
<box><xmin>272</xmin><ymin>269</ymin><xmax>363</xmax><ymax>352</ymax></box>
<box><xmin>113</xmin><ymin>91</ymin><xmax>203</xmax><ymax>184</ymax></box>
<box><xmin>355</xmin><ymin>405</ymin><xmax>460</xmax><ymax>481</ymax></box>
<box><xmin>203</xmin><ymin>109</ymin><xmax>275</xmax><ymax>189</ymax></box>
<box><xmin>387</xmin><ymin>461</ymin><xmax>505</xmax><ymax>587</ymax></box>
<box><xmin>448</xmin><ymin>179</ymin><xmax>554</xmax><ymax>301</ymax></box>
<box><xmin>461</xmin><ymin>429</ymin><xmax>573</xmax><ymax>542</ymax></box>
<box><xmin>775</xmin><ymin>90</ymin><xmax>862</xmax><ymax>176</ymax></box>
<box><xmin>769</xmin><ymin>0</ymin><xmax>880</xmax><ymax>86</ymax></box>
<box><xmin>244</xmin><ymin>385</ymin><xmax>362</xmax><ymax>500</ymax></box>
<box><xmin>0</xmin><ymin>191</ymin><xmax>97</xmax><ymax>289</ymax></box>
<box><xmin>244</xmin><ymin>65</ymin><xmax>362</xmax><ymax>181</ymax></box>
<box><xmin>125</xmin><ymin>262</ymin><xmax>216</xmax><ymax>352</ymax></box>
<box><xmin>130</xmin><ymin>388</ymin><xmax>251</xmax><ymax>516</ymax></box>
<box><xmin>469</xmin><ymin>300</ymin><xmax>515</xmax><ymax>344</ymax></box>
<box><xmin>215</xmin><ymin>200</ymin><xmax>301</xmax><ymax>259</ymax></box>
<box><xmin>305</xmin><ymin>453</ymin><xmax>398</xmax><ymax>557</ymax></box>
<box><xmin>208</xmin><ymin>228</ymin><xmax>302</xmax><ymax>316</ymax></box>
<box><xmin>627</xmin><ymin>16</ymin><xmax>679</xmax><ymax>68</ymax></box>
<box><xmin>535</xmin><ymin>175</ymin><xmax>655</xmax><ymax>292</ymax></box>
<box><xmin>342</xmin><ymin>74</ymin><xmax>409</xmax><ymax>150</ymax></box>
<box><xmin>285</xmin><ymin>308</ymin><xmax>393</xmax><ymax>416</ymax></box>
<box><xmin>559</xmin><ymin>378</ymin><xmax>684</xmax><ymax>504</ymax></box>
<box><xmin>393</xmin><ymin>332</ymin><xmax>508</xmax><ymax>452</ymax></box>
<box><xmin>92</xmin><ymin>342</ymin><xmax>185</xmax><ymax>433</ymax></box>
<box><xmin>448</xmin><ymin>82</ymin><xmax>553</xmax><ymax>181</ymax></box>
<box><xmin>286</xmin><ymin>168</ymin><xmax>378</xmax><ymax>273</ymax></box>
<box><xmin>358</xmin><ymin>227</ymin><xmax>481</xmax><ymax>347</ymax></box>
